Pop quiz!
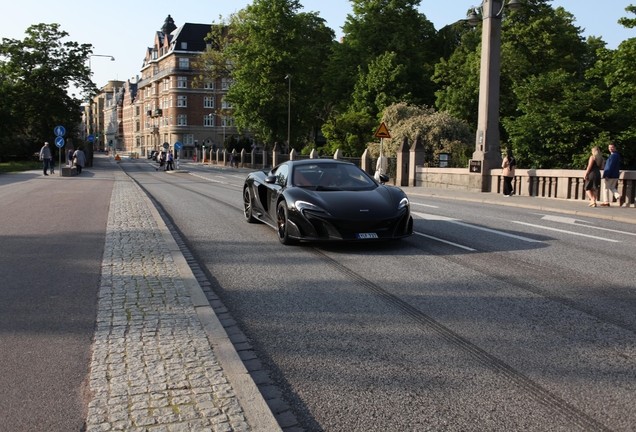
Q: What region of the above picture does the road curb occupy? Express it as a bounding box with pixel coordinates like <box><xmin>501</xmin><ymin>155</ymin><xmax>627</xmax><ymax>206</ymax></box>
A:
<box><xmin>120</xmin><ymin>163</ymin><xmax>282</xmax><ymax>431</ymax></box>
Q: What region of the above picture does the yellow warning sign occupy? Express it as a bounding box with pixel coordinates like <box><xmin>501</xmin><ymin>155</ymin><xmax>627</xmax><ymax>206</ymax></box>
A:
<box><xmin>374</xmin><ymin>122</ymin><xmax>391</xmax><ymax>139</ymax></box>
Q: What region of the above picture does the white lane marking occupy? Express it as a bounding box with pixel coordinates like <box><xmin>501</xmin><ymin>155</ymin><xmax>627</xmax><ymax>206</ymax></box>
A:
<box><xmin>411</xmin><ymin>202</ymin><xmax>440</xmax><ymax>209</ymax></box>
<box><xmin>512</xmin><ymin>221</ymin><xmax>621</xmax><ymax>243</ymax></box>
<box><xmin>188</xmin><ymin>173</ymin><xmax>241</xmax><ymax>187</ymax></box>
<box><xmin>541</xmin><ymin>215</ymin><xmax>579</xmax><ymax>224</ymax></box>
<box><xmin>541</xmin><ymin>215</ymin><xmax>636</xmax><ymax>237</ymax></box>
<box><xmin>414</xmin><ymin>232</ymin><xmax>476</xmax><ymax>251</ymax></box>
<box><xmin>412</xmin><ymin>211</ymin><xmax>541</xmax><ymax>243</ymax></box>
<box><xmin>411</xmin><ymin>211</ymin><xmax>457</xmax><ymax>221</ymax></box>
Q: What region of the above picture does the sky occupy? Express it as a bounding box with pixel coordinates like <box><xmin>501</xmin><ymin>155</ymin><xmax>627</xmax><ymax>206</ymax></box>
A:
<box><xmin>2</xmin><ymin>0</ymin><xmax>634</xmax><ymax>93</ymax></box>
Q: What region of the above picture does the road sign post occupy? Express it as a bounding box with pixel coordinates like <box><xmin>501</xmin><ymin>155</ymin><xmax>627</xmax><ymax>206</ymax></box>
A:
<box><xmin>174</xmin><ymin>142</ymin><xmax>183</xmax><ymax>170</ymax></box>
<box><xmin>374</xmin><ymin>123</ymin><xmax>391</xmax><ymax>179</ymax></box>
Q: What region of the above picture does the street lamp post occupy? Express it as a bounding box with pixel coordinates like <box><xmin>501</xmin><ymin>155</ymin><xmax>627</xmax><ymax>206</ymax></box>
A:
<box><xmin>285</xmin><ymin>74</ymin><xmax>291</xmax><ymax>152</ymax></box>
<box><xmin>467</xmin><ymin>0</ymin><xmax>521</xmax><ymax>190</ymax></box>
<box><xmin>88</xmin><ymin>54</ymin><xmax>115</xmax><ymax>72</ymax></box>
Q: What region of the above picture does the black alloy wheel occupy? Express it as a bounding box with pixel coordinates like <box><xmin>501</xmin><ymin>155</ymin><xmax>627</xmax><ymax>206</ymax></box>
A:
<box><xmin>243</xmin><ymin>187</ymin><xmax>257</xmax><ymax>223</ymax></box>
<box><xmin>276</xmin><ymin>200</ymin><xmax>297</xmax><ymax>245</ymax></box>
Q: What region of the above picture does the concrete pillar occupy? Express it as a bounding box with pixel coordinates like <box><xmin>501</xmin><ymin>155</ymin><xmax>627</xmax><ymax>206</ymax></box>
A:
<box><xmin>310</xmin><ymin>149</ymin><xmax>318</xmax><ymax>159</ymax></box>
<box><xmin>409</xmin><ymin>135</ymin><xmax>425</xmax><ymax>187</ymax></box>
<box><xmin>290</xmin><ymin>148</ymin><xmax>298</xmax><ymax>161</ymax></box>
<box><xmin>262</xmin><ymin>148</ymin><xmax>269</xmax><ymax>169</ymax></box>
<box><xmin>272</xmin><ymin>142</ymin><xmax>281</xmax><ymax>167</ymax></box>
<box><xmin>333</xmin><ymin>149</ymin><xmax>343</xmax><ymax>160</ymax></box>
<box><xmin>361</xmin><ymin>149</ymin><xmax>372</xmax><ymax>175</ymax></box>
<box><xmin>396</xmin><ymin>137</ymin><xmax>409</xmax><ymax>187</ymax></box>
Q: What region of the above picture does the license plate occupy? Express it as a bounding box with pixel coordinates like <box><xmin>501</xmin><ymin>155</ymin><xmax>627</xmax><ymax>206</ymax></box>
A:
<box><xmin>356</xmin><ymin>233</ymin><xmax>378</xmax><ymax>239</ymax></box>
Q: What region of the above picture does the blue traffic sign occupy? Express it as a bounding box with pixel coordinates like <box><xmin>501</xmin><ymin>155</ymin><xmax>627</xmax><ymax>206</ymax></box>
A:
<box><xmin>87</xmin><ymin>134</ymin><xmax>95</xmax><ymax>143</ymax></box>
<box><xmin>55</xmin><ymin>137</ymin><xmax>65</xmax><ymax>148</ymax></box>
<box><xmin>54</xmin><ymin>126</ymin><xmax>66</xmax><ymax>137</ymax></box>
<box><xmin>174</xmin><ymin>141</ymin><xmax>183</xmax><ymax>150</ymax></box>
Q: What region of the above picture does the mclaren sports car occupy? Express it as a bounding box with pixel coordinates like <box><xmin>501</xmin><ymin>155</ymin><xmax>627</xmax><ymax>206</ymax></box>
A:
<box><xmin>242</xmin><ymin>159</ymin><xmax>413</xmax><ymax>244</ymax></box>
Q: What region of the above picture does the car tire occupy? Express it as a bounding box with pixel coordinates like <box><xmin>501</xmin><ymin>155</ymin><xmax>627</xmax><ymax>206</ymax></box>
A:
<box><xmin>277</xmin><ymin>200</ymin><xmax>297</xmax><ymax>245</ymax></box>
<box><xmin>243</xmin><ymin>186</ymin><xmax>257</xmax><ymax>223</ymax></box>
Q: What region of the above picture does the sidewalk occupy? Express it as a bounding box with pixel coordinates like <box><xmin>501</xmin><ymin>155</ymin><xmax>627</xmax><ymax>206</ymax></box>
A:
<box><xmin>401</xmin><ymin>185</ymin><xmax>636</xmax><ymax>225</ymax></box>
<box><xmin>86</xmin><ymin>164</ymin><xmax>280</xmax><ymax>431</ymax></box>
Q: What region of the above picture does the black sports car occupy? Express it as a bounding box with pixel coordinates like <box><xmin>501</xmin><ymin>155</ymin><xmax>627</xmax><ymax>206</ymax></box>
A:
<box><xmin>243</xmin><ymin>159</ymin><xmax>413</xmax><ymax>244</ymax></box>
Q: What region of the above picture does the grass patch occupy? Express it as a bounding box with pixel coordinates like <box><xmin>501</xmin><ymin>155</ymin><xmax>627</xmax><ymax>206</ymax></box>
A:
<box><xmin>0</xmin><ymin>161</ymin><xmax>42</xmax><ymax>173</ymax></box>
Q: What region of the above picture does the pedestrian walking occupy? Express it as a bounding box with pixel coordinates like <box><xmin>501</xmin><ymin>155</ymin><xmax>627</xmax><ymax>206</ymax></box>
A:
<box><xmin>156</xmin><ymin>152</ymin><xmax>166</xmax><ymax>171</ymax></box>
<box><xmin>166</xmin><ymin>152</ymin><xmax>174</xmax><ymax>171</ymax></box>
<box><xmin>584</xmin><ymin>146</ymin><xmax>603</xmax><ymax>207</ymax></box>
<box><xmin>39</xmin><ymin>142</ymin><xmax>51</xmax><ymax>176</ymax></box>
<box><xmin>73</xmin><ymin>147</ymin><xmax>86</xmax><ymax>174</ymax></box>
<box><xmin>502</xmin><ymin>149</ymin><xmax>516</xmax><ymax>197</ymax></box>
<box><xmin>49</xmin><ymin>156</ymin><xmax>55</xmax><ymax>175</ymax></box>
<box><xmin>600</xmin><ymin>142</ymin><xmax>622</xmax><ymax>207</ymax></box>
<box><xmin>67</xmin><ymin>148</ymin><xmax>74</xmax><ymax>166</ymax></box>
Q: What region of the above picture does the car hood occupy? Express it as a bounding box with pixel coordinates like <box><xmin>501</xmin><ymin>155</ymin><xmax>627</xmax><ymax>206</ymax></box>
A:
<box><xmin>296</xmin><ymin>187</ymin><xmax>402</xmax><ymax>219</ymax></box>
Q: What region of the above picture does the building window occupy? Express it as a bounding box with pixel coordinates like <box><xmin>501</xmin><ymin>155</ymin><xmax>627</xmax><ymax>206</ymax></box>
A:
<box><xmin>178</xmin><ymin>77</ymin><xmax>187</xmax><ymax>88</ymax></box>
<box><xmin>184</xmin><ymin>134</ymin><xmax>194</xmax><ymax>145</ymax></box>
<box><xmin>204</xmin><ymin>97</ymin><xmax>215</xmax><ymax>108</ymax></box>
<box><xmin>221</xmin><ymin>99</ymin><xmax>233</xmax><ymax>109</ymax></box>
<box><xmin>221</xmin><ymin>78</ymin><xmax>230</xmax><ymax>90</ymax></box>
<box><xmin>204</xmin><ymin>81</ymin><xmax>215</xmax><ymax>90</ymax></box>
<box><xmin>135</xmin><ymin>121</ymin><xmax>140</xmax><ymax>132</ymax></box>
<box><xmin>163</xmin><ymin>79</ymin><xmax>169</xmax><ymax>91</ymax></box>
<box><xmin>136</xmin><ymin>137</ymin><xmax>141</xmax><ymax>148</ymax></box>
<box><xmin>181</xmin><ymin>42</ymin><xmax>188</xmax><ymax>50</ymax></box>
<box><xmin>177</xmin><ymin>96</ymin><xmax>187</xmax><ymax>107</ymax></box>
<box><xmin>177</xmin><ymin>114</ymin><xmax>187</xmax><ymax>126</ymax></box>
<box><xmin>179</xmin><ymin>58</ymin><xmax>189</xmax><ymax>69</ymax></box>
<box><xmin>204</xmin><ymin>115</ymin><xmax>214</xmax><ymax>127</ymax></box>
<box><xmin>135</xmin><ymin>106</ymin><xmax>140</xmax><ymax>116</ymax></box>
<box><xmin>221</xmin><ymin>117</ymin><xmax>234</xmax><ymax>127</ymax></box>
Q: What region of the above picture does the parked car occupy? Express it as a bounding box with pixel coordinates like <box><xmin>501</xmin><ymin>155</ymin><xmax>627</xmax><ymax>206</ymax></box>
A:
<box><xmin>242</xmin><ymin>159</ymin><xmax>413</xmax><ymax>245</ymax></box>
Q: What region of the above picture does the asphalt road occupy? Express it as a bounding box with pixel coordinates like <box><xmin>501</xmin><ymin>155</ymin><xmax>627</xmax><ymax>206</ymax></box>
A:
<box><xmin>0</xmin><ymin>162</ymin><xmax>115</xmax><ymax>430</ymax></box>
<box><xmin>123</xmin><ymin>158</ymin><xmax>636</xmax><ymax>431</ymax></box>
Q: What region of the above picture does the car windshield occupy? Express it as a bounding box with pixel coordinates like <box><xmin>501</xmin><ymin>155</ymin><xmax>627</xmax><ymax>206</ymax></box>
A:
<box><xmin>292</xmin><ymin>163</ymin><xmax>376</xmax><ymax>191</ymax></box>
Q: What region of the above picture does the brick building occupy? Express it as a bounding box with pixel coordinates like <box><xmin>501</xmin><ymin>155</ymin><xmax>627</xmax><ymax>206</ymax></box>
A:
<box><xmin>125</xmin><ymin>15</ymin><xmax>245</xmax><ymax>158</ymax></box>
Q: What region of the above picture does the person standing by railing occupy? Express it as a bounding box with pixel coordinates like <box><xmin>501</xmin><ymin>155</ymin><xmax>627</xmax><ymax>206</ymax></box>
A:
<box><xmin>502</xmin><ymin>149</ymin><xmax>516</xmax><ymax>197</ymax></box>
<box><xmin>584</xmin><ymin>146</ymin><xmax>603</xmax><ymax>207</ymax></box>
<box><xmin>600</xmin><ymin>142</ymin><xmax>623</xmax><ymax>207</ymax></box>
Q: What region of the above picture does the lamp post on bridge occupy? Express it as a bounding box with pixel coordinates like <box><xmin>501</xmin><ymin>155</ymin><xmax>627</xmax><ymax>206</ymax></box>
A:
<box><xmin>466</xmin><ymin>0</ymin><xmax>522</xmax><ymax>190</ymax></box>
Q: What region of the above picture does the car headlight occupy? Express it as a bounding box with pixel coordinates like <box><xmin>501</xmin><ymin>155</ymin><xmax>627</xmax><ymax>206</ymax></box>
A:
<box><xmin>294</xmin><ymin>200</ymin><xmax>330</xmax><ymax>216</ymax></box>
<box><xmin>398</xmin><ymin>197</ymin><xmax>409</xmax><ymax>210</ymax></box>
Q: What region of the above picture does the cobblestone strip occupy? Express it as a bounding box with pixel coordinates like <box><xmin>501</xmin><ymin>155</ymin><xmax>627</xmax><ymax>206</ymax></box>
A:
<box><xmin>86</xmin><ymin>173</ymin><xmax>250</xmax><ymax>432</ymax></box>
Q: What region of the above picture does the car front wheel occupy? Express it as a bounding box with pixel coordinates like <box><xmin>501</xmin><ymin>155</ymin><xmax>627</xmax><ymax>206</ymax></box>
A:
<box><xmin>243</xmin><ymin>186</ymin><xmax>257</xmax><ymax>223</ymax></box>
<box><xmin>277</xmin><ymin>200</ymin><xmax>297</xmax><ymax>245</ymax></box>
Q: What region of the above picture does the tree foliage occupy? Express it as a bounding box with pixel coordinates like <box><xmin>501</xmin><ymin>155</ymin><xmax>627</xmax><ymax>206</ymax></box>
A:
<box><xmin>375</xmin><ymin>102</ymin><xmax>472</xmax><ymax>167</ymax></box>
<box><xmin>326</xmin><ymin>0</ymin><xmax>438</xmax><ymax>116</ymax></box>
<box><xmin>321</xmin><ymin>111</ymin><xmax>376</xmax><ymax>156</ymax></box>
<box><xmin>220</xmin><ymin>0</ymin><xmax>334</xmax><ymax>148</ymax></box>
<box><xmin>0</xmin><ymin>23</ymin><xmax>94</xmax><ymax>158</ymax></box>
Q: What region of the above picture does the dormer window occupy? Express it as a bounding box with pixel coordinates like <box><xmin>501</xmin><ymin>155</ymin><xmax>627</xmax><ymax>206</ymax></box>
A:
<box><xmin>181</xmin><ymin>42</ymin><xmax>187</xmax><ymax>50</ymax></box>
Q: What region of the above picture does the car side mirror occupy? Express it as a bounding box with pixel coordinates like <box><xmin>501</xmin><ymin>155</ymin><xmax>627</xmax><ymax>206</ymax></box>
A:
<box><xmin>379</xmin><ymin>173</ymin><xmax>389</xmax><ymax>184</ymax></box>
<box><xmin>265</xmin><ymin>175</ymin><xmax>277</xmax><ymax>184</ymax></box>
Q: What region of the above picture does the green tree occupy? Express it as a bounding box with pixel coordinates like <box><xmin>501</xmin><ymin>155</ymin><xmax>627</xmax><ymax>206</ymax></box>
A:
<box><xmin>222</xmin><ymin>0</ymin><xmax>334</xmax><ymax>148</ymax></box>
<box><xmin>376</xmin><ymin>102</ymin><xmax>472</xmax><ymax>167</ymax></box>
<box><xmin>433</xmin><ymin>0</ymin><xmax>594</xmax><ymax>167</ymax></box>
<box><xmin>503</xmin><ymin>70</ymin><xmax>605</xmax><ymax>169</ymax></box>
<box><xmin>325</xmin><ymin>0</ymin><xmax>438</xmax><ymax>116</ymax></box>
<box><xmin>0</xmin><ymin>23</ymin><xmax>94</xmax><ymax>158</ymax></box>
<box><xmin>321</xmin><ymin>111</ymin><xmax>376</xmax><ymax>156</ymax></box>
<box><xmin>584</xmin><ymin>4</ymin><xmax>636</xmax><ymax>168</ymax></box>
